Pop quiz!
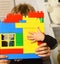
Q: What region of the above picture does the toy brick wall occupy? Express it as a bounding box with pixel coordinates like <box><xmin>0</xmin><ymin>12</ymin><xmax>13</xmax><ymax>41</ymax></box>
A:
<box><xmin>0</xmin><ymin>11</ymin><xmax>44</xmax><ymax>59</ymax></box>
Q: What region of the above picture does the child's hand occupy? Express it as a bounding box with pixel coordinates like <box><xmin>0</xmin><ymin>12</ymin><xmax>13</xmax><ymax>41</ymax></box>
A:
<box><xmin>35</xmin><ymin>43</ymin><xmax>50</xmax><ymax>57</ymax></box>
<box><xmin>0</xmin><ymin>55</ymin><xmax>10</xmax><ymax>64</ymax></box>
<box><xmin>27</xmin><ymin>27</ymin><xmax>45</xmax><ymax>43</ymax></box>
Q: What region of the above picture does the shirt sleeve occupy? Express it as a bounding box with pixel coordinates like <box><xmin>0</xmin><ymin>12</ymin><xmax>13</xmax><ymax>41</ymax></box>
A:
<box><xmin>43</xmin><ymin>35</ymin><xmax>57</xmax><ymax>49</ymax></box>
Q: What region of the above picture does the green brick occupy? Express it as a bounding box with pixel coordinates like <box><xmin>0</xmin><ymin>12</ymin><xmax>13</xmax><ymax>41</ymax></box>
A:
<box><xmin>39</xmin><ymin>18</ymin><xmax>44</xmax><ymax>23</ymax></box>
<box><xmin>16</xmin><ymin>33</ymin><xmax>23</xmax><ymax>46</ymax></box>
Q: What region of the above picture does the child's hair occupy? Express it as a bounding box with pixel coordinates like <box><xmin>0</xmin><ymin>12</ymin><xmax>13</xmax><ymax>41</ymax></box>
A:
<box><xmin>11</xmin><ymin>3</ymin><xmax>35</xmax><ymax>16</ymax></box>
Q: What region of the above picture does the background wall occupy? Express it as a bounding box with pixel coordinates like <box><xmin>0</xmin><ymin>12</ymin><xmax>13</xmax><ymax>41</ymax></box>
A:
<box><xmin>45</xmin><ymin>0</ymin><xmax>60</xmax><ymax>64</ymax></box>
<box><xmin>0</xmin><ymin>0</ymin><xmax>14</xmax><ymax>20</ymax></box>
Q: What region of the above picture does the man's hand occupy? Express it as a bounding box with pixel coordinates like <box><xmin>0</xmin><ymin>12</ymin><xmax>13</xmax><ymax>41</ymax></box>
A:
<box><xmin>35</xmin><ymin>43</ymin><xmax>50</xmax><ymax>57</ymax></box>
<box><xmin>0</xmin><ymin>55</ymin><xmax>10</xmax><ymax>64</ymax></box>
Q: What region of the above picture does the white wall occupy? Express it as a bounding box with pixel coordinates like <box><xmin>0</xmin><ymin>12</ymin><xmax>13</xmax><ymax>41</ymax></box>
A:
<box><xmin>0</xmin><ymin>0</ymin><xmax>14</xmax><ymax>20</ymax></box>
<box><xmin>48</xmin><ymin>0</ymin><xmax>58</xmax><ymax>6</ymax></box>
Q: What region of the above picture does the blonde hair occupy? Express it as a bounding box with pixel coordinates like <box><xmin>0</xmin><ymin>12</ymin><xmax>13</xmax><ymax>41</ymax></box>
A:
<box><xmin>11</xmin><ymin>3</ymin><xmax>35</xmax><ymax>16</ymax></box>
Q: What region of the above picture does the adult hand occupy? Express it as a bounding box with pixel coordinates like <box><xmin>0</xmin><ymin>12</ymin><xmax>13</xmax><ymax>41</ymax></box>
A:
<box><xmin>35</xmin><ymin>43</ymin><xmax>50</xmax><ymax>58</ymax></box>
<box><xmin>0</xmin><ymin>55</ymin><xmax>10</xmax><ymax>64</ymax></box>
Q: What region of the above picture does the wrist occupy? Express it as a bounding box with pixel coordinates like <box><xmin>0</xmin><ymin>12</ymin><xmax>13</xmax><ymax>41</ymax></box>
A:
<box><xmin>40</xmin><ymin>34</ymin><xmax>45</xmax><ymax>41</ymax></box>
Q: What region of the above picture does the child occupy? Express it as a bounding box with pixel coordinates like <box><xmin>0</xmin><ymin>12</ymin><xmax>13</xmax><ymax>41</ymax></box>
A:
<box><xmin>0</xmin><ymin>4</ymin><xmax>57</xmax><ymax>64</ymax></box>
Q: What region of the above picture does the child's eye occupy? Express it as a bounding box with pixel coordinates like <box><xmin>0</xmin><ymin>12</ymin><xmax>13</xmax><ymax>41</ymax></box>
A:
<box><xmin>19</xmin><ymin>20</ymin><xmax>26</xmax><ymax>23</ymax></box>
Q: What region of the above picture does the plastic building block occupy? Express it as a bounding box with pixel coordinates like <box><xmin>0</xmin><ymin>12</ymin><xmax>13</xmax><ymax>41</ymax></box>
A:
<box><xmin>28</xmin><ymin>11</ymin><xmax>44</xmax><ymax>18</ymax></box>
<box><xmin>0</xmin><ymin>22</ymin><xmax>23</xmax><ymax>33</ymax></box>
<box><xmin>6</xmin><ymin>54</ymin><xmax>41</xmax><ymax>59</ymax></box>
<box><xmin>38</xmin><ymin>41</ymin><xmax>43</xmax><ymax>45</ymax></box>
<box><xmin>0</xmin><ymin>11</ymin><xmax>44</xmax><ymax>59</ymax></box>
<box><xmin>0</xmin><ymin>49</ymin><xmax>23</xmax><ymax>54</ymax></box>
<box><xmin>16</xmin><ymin>33</ymin><xmax>23</xmax><ymax>46</ymax></box>
<box><xmin>4</xmin><ymin>13</ymin><xmax>22</xmax><ymax>23</ymax></box>
<box><xmin>19</xmin><ymin>20</ymin><xmax>26</xmax><ymax>23</ymax></box>
<box><xmin>39</xmin><ymin>18</ymin><xmax>44</xmax><ymax>23</ymax></box>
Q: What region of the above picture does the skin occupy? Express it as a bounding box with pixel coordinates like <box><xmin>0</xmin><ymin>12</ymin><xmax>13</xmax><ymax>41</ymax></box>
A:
<box><xmin>27</xmin><ymin>27</ymin><xmax>45</xmax><ymax>42</ymax></box>
<box><xmin>27</xmin><ymin>27</ymin><xmax>50</xmax><ymax>58</ymax></box>
<box><xmin>0</xmin><ymin>28</ymin><xmax>51</xmax><ymax>64</ymax></box>
<box><xmin>0</xmin><ymin>44</ymin><xmax>50</xmax><ymax>64</ymax></box>
<box><xmin>0</xmin><ymin>55</ymin><xmax>21</xmax><ymax>64</ymax></box>
<box><xmin>0</xmin><ymin>3</ymin><xmax>51</xmax><ymax>63</ymax></box>
<box><xmin>0</xmin><ymin>55</ymin><xmax>10</xmax><ymax>64</ymax></box>
<box><xmin>35</xmin><ymin>43</ymin><xmax>50</xmax><ymax>58</ymax></box>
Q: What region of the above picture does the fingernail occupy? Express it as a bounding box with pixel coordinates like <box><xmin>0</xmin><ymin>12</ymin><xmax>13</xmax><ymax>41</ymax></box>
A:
<box><xmin>44</xmin><ymin>43</ymin><xmax>47</xmax><ymax>45</ymax></box>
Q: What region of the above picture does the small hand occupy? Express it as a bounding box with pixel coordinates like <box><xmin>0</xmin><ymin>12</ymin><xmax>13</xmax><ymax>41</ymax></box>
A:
<box><xmin>27</xmin><ymin>27</ymin><xmax>45</xmax><ymax>43</ymax></box>
<box><xmin>35</xmin><ymin>43</ymin><xmax>50</xmax><ymax>57</ymax></box>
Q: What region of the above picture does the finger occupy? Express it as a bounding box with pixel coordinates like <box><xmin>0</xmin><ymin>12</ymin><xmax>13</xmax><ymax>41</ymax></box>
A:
<box><xmin>37</xmin><ymin>27</ymin><xmax>41</xmax><ymax>33</ymax></box>
<box><xmin>37</xmin><ymin>52</ymin><xmax>50</xmax><ymax>57</ymax></box>
<box><xmin>27</xmin><ymin>36</ymin><xmax>36</xmax><ymax>43</ymax></box>
<box><xmin>31</xmin><ymin>40</ymin><xmax>36</xmax><ymax>43</ymax></box>
<box><xmin>48</xmin><ymin>47</ymin><xmax>50</xmax><ymax>50</ymax></box>
<box><xmin>35</xmin><ymin>47</ymin><xmax>50</xmax><ymax>57</ymax></box>
<box><xmin>28</xmin><ymin>38</ymin><xmax>36</xmax><ymax>43</ymax></box>
<box><xmin>36</xmin><ymin>43</ymin><xmax>47</xmax><ymax>51</ymax></box>
<box><xmin>47</xmin><ymin>47</ymin><xmax>51</xmax><ymax>53</ymax></box>
<box><xmin>35</xmin><ymin>46</ymin><xmax>48</xmax><ymax>52</ymax></box>
<box><xmin>27</xmin><ymin>36</ymin><xmax>34</xmax><ymax>40</ymax></box>
<box><xmin>0</xmin><ymin>60</ymin><xmax>9</xmax><ymax>63</ymax></box>
<box><xmin>29</xmin><ymin>32</ymin><xmax>34</xmax><ymax>35</ymax></box>
<box><xmin>0</xmin><ymin>63</ymin><xmax>8</xmax><ymax>64</ymax></box>
<box><xmin>36</xmin><ymin>50</ymin><xmax>50</xmax><ymax>55</ymax></box>
<box><xmin>39</xmin><ymin>43</ymin><xmax>47</xmax><ymax>47</ymax></box>
<box><xmin>36</xmin><ymin>47</ymin><xmax>50</xmax><ymax>54</ymax></box>
<box><xmin>0</xmin><ymin>55</ymin><xmax>7</xmax><ymax>59</ymax></box>
<box><xmin>35</xmin><ymin>50</ymin><xmax>50</xmax><ymax>57</ymax></box>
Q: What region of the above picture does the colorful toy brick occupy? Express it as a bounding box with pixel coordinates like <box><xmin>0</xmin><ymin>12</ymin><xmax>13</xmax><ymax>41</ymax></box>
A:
<box><xmin>28</xmin><ymin>11</ymin><xmax>44</xmax><ymax>18</ymax></box>
<box><xmin>4</xmin><ymin>13</ymin><xmax>22</xmax><ymax>23</ymax></box>
<box><xmin>0</xmin><ymin>11</ymin><xmax>44</xmax><ymax>59</ymax></box>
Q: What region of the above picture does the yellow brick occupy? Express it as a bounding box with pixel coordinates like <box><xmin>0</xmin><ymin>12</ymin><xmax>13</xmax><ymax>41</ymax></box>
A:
<box><xmin>23</xmin><ymin>29</ymin><xmax>38</xmax><ymax>53</ymax></box>
<box><xmin>0</xmin><ymin>34</ymin><xmax>1</xmax><ymax>47</ymax></box>
<box><xmin>1</xmin><ymin>46</ymin><xmax>23</xmax><ymax>49</ymax></box>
